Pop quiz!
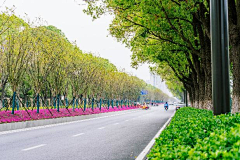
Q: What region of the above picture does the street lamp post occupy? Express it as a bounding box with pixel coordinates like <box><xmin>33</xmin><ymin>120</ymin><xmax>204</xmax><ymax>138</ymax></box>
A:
<box><xmin>211</xmin><ymin>0</ymin><xmax>231</xmax><ymax>115</ymax></box>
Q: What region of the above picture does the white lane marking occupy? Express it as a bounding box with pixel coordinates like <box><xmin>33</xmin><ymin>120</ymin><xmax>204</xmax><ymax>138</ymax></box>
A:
<box><xmin>0</xmin><ymin>110</ymin><xmax>140</xmax><ymax>136</ymax></box>
<box><xmin>72</xmin><ymin>133</ymin><xmax>85</xmax><ymax>137</ymax></box>
<box><xmin>98</xmin><ymin>127</ymin><xmax>105</xmax><ymax>130</ymax></box>
<box><xmin>114</xmin><ymin>123</ymin><xmax>119</xmax><ymax>125</ymax></box>
<box><xmin>22</xmin><ymin>144</ymin><xmax>46</xmax><ymax>151</ymax></box>
<box><xmin>125</xmin><ymin>120</ymin><xmax>129</xmax><ymax>122</ymax></box>
<box><xmin>136</xmin><ymin>111</ymin><xmax>176</xmax><ymax>160</ymax></box>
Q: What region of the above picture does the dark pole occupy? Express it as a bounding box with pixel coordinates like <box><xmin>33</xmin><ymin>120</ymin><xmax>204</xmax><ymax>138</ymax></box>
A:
<box><xmin>211</xmin><ymin>0</ymin><xmax>231</xmax><ymax>115</ymax></box>
<box><xmin>183</xmin><ymin>90</ymin><xmax>186</xmax><ymax>104</ymax></box>
<box><xmin>185</xmin><ymin>90</ymin><xmax>188</xmax><ymax>107</ymax></box>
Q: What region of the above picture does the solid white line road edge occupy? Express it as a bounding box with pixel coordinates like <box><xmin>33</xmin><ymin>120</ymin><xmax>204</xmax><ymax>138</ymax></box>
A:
<box><xmin>22</xmin><ymin>144</ymin><xmax>46</xmax><ymax>151</ymax></box>
<box><xmin>0</xmin><ymin>110</ymin><xmax>139</xmax><ymax>136</ymax></box>
<box><xmin>135</xmin><ymin>111</ymin><xmax>176</xmax><ymax>160</ymax></box>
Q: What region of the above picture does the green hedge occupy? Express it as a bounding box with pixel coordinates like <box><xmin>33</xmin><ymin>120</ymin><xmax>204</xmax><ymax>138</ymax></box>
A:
<box><xmin>148</xmin><ymin>107</ymin><xmax>240</xmax><ymax>159</ymax></box>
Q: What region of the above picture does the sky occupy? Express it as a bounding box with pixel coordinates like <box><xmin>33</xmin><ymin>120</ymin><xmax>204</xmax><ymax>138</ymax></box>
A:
<box><xmin>0</xmin><ymin>0</ymin><xmax>150</xmax><ymax>80</ymax></box>
<box><xmin>0</xmin><ymin>0</ymin><xmax>173</xmax><ymax>97</ymax></box>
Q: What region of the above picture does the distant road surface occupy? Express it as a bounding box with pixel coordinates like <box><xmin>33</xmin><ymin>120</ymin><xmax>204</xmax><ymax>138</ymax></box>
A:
<box><xmin>0</xmin><ymin>104</ymin><xmax>175</xmax><ymax>160</ymax></box>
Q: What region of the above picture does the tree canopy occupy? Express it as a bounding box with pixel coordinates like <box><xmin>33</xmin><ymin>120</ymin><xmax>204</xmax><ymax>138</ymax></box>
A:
<box><xmin>83</xmin><ymin>0</ymin><xmax>240</xmax><ymax>112</ymax></box>
<box><xmin>0</xmin><ymin>11</ymin><xmax>170</xmax><ymax>111</ymax></box>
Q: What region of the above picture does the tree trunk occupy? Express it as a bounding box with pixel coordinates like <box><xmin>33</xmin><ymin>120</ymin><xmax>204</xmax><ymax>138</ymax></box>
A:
<box><xmin>229</xmin><ymin>0</ymin><xmax>240</xmax><ymax>113</ymax></box>
<box><xmin>188</xmin><ymin>86</ymin><xmax>194</xmax><ymax>107</ymax></box>
<box><xmin>204</xmin><ymin>77</ymin><xmax>212</xmax><ymax>110</ymax></box>
<box><xmin>24</xmin><ymin>94</ymin><xmax>28</xmax><ymax>108</ymax></box>
<box><xmin>198</xmin><ymin>76</ymin><xmax>205</xmax><ymax>109</ymax></box>
<box><xmin>204</xmin><ymin>43</ymin><xmax>213</xmax><ymax>110</ymax></box>
<box><xmin>0</xmin><ymin>80</ymin><xmax>7</xmax><ymax>108</ymax></box>
<box><xmin>193</xmin><ymin>82</ymin><xmax>200</xmax><ymax>109</ymax></box>
<box><xmin>230</xmin><ymin>26</ymin><xmax>240</xmax><ymax>113</ymax></box>
<box><xmin>228</xmin><ymin>0</ymin><xmax>240</xmax><ymax>113</ymax></box>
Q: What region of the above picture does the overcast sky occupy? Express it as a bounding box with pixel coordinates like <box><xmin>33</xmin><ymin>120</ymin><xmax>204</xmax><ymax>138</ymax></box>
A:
<box><xmin>0</xmin><ymin>0</ymin><xmax>151</xmax><ymax>81</ymax></box>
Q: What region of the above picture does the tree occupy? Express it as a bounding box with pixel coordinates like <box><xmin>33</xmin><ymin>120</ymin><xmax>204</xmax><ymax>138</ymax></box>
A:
<box><xmin>0</xmin><ymin>12</ymin><xmax>169</xmax><ymax>113</ymax></box>
<box><xmin>83</xmin><ymin>0</ymin><xmax>224</xmax><ymax>110</ymax></box>
<box><xmin>0</xmin><ymin>11</ymin><xmax>28</xmax><ymax>107</ymax></box>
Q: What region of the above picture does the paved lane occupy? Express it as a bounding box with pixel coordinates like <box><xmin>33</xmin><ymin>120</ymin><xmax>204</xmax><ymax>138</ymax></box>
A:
<box><xmin>0</xmin><ymin>105</ymin><xmax>175</xmax><ymax>160</ymax></box>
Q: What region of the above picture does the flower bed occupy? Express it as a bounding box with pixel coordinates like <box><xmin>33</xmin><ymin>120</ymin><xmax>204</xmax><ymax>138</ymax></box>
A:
<box><xmin>0</xmin><ymin>106</ymin><xmax>138</xmax><ymax>124</ymax></box>
<box><xmin>148</xmin><ymin>107</ymin><xmax>240</xmax><ymax>159</ymax></box>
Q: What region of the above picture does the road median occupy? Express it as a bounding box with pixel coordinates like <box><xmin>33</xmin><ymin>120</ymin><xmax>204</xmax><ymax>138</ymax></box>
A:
<box><xmin>0</xmin><ymin>108</ymin><xmax>139</xmax><ymax>133</ymax></box>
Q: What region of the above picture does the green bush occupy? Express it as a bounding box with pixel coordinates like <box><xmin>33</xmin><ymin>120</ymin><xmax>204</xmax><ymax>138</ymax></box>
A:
<box><xmin>148</xmin><ymin>107</ymin><xmax>240</xmax><ymax>160</ymax></box>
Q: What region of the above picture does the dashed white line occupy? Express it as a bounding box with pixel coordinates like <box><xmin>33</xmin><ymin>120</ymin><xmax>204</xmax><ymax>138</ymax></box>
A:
<box><xmin>22</xmin><ymin>144</ymin><xmax>46</xmax><ymax>151</ymax></box>
<box><xmin>125</xmin><ymin>120</ymin><xmax>129</xmax><ymax>122</ymax></box>
<box><xmin>72</xmin><ymin>133</ymin><xmax>85</xmax><ymax>137</ymax></box>
<box><xmin>114</xmin><ymin>123</ymin><xmax>119</xmax><ymax>125</ymax></box>
<box><xmin>98</xmin><ymin>127</ymin><xmax>105</xmax><ymax>130</ymax></box>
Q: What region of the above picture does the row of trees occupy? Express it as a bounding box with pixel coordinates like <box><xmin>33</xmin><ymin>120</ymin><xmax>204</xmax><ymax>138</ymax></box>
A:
<box><xmin>145</xmin><ymin>84</ymin><xmax>175</xmax><ymax>102</ymax></box>
<box><xmin>84</xmin><ymin>0</ymin><xmax>240</xmax><ymax>112</ymax></box>
<box><xmin>150</xmin><ymin>65</ymin><xmax>184</xmax><ymax>101</ymax></box>
<box><xmin>0</xmin><ymin>11</ymin><xmax>169</xmax><ymax>112</ymax></box>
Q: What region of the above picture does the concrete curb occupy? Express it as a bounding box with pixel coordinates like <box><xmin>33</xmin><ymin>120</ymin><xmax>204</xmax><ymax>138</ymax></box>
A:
<box><xmin>136</xmin><ymin>111</ymin><xmax>176</xmax><ymax>160</ymax></box>
<box><xmin>0</xmin><ymin>109</ymin><xmax>138</xmax><ymax>132</ymax></box>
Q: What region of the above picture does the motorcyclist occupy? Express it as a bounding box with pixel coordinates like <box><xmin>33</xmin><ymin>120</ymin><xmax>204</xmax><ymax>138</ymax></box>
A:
<box><xmin>164</xmin><ymin>102</ymin><xmax>168</xmax><ymax>110</ymax></box>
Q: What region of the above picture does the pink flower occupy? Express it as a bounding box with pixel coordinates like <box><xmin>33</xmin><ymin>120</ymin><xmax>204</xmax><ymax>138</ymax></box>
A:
<box><xmin>0</xmin><ymin>106</ymin><xmax>137</xmax><ymax>124</ymax></box>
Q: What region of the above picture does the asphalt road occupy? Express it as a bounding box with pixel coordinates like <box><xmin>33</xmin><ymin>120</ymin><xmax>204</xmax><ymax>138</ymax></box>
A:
<box><xmin>0</xmin><ymin>104</ymin><xmax>175</xmax><ymax>160</ymax></box>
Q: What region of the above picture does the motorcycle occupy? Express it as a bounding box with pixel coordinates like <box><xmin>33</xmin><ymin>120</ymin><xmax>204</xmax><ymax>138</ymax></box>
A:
<box><xmin>164</xmin><ymin>106</ymin><xmax>168</xmax><ymax>111</ymax></box>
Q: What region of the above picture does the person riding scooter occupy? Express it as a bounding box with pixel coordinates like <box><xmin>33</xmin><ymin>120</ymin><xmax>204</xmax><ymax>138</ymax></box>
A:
<box><xmin>164</xmin><ymin>102</ymin><xmax>168</xmax><ymax>110</ymax></box>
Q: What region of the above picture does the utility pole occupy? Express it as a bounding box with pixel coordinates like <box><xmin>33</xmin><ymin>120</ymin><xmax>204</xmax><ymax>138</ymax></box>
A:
<box><xmin>211</xmin><ymin>0</ymin><xmax>231</xmax><ymax>115</ymax></box>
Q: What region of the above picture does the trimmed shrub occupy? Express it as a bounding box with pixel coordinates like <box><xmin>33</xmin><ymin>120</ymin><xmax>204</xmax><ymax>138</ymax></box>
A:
<box><xmin>148</xmin><ymin>107</ymin><xmax>240</xmax><ymax>159</ymax></box>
